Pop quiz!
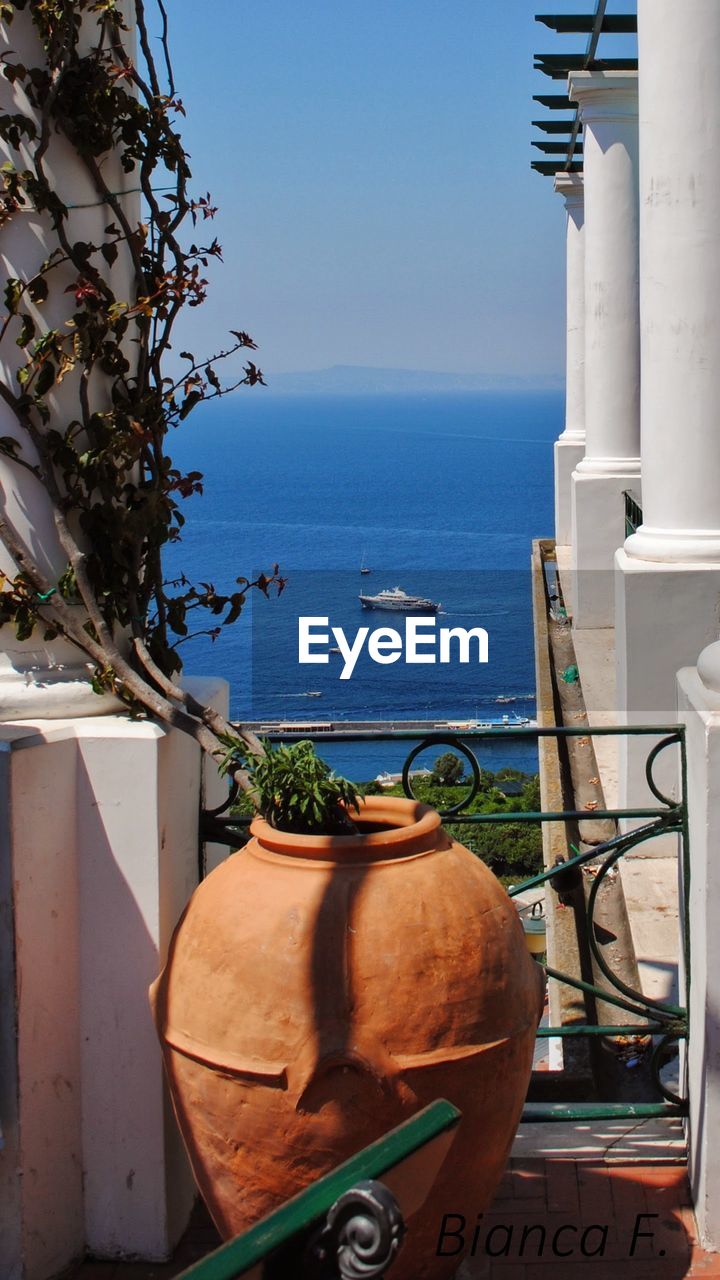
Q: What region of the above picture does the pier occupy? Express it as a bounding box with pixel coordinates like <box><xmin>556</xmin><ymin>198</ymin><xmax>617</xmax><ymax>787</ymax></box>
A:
<box><xmin>244</xmin><ymin>717</ymin><xmax>539</xmax><ymax>738</ymax></box>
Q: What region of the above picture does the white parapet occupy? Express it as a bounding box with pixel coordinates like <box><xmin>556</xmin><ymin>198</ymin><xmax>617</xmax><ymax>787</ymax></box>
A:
<box><xmin>572</xmin><ymin>474</ymin><xmax>637</xmax><ymax>631</ymax></box>
<box><xmin>614</xmin><ymin>549</ymin><xmax>720</xmax><ymax>812</ymax></box>
<box><xmin>0</xmin><ymin>675</ymin><xmax>229</xmax><ymax>1279</ymax></box>
<box><xmin>677</xmin><ymin>654</ymin><xmax>720</xmax><ymax>1250</ymax></box>
<box><xmin>554</xmin><ymin>437</ymin><xmax>584</xmax><ymax>548</ymax></box>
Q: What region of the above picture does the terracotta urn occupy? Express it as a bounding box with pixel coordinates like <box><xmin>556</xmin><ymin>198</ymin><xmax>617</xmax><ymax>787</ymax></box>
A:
<box><xmin>150</xmin><ymin>796</ymin><xmax>544</xmax><ymax>1278</ymax></box>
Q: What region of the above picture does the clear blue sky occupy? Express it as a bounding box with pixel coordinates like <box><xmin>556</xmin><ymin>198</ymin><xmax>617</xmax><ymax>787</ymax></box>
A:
<box><xmin>163</xmin><ymin>2</ymin><xmax>629</xmax><ymax>380</ymax></box>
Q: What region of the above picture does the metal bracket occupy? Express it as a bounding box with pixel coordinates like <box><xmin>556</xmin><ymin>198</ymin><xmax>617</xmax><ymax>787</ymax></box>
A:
<box><xmin>302</xmin><ymin>1179</ymin><xmax>406</xmax><ymax>1279</ymax></box>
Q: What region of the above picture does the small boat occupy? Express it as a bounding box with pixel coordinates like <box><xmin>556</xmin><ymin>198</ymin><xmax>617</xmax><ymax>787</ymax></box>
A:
<box><xmin>329</xmin><ymin>646</ymin><xmax>342</xmax><ymax>654</ymax></box>
<box><xmin>359</xmin><ymin>586</ymin><xmax>441</xmax><ymax>613</ymax></box>
<box><xmin>360</xmin><ymin>550</ymin><xmax>371</xmax><ymax>575</ymax></box>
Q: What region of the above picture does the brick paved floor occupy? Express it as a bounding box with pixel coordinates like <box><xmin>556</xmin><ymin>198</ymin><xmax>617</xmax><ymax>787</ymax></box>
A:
<box><xmin>70</xmin><ymin>1158</ymin><xmax>720</xmax><ymax>1279</ymax></box>
<box><xmin>458</xmin><ymin>1159</ymin><xmax>714</xmax><ymax>1278</ymax></box>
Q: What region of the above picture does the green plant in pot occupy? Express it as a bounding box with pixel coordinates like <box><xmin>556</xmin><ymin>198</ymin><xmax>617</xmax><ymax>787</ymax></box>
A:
<box><xmin>151</xmin><ymin>737</ymin><xmax>545</xmax><ymax>1280</ymax></box>
<box><xmin>222</xmin><ymin>737</ymin><xmax>362</xmax><ymax>835</ymax></box>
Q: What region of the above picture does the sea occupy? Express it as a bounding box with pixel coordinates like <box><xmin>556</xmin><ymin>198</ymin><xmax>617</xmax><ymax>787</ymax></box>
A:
<box><xmin>165</xmin><ymin>389</ymin><xmax>561</xmax><ymax>782</ymax></box>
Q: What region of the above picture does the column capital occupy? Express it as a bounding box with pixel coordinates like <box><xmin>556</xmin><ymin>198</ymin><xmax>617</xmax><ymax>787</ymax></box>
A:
<box><xmin>553</xmin><ymin>171</ymin><xmax>584</xmax><ymax>209</ymax></box>
<box><xmin>568</xmin><ymin>70</ymin><xmax>638</xmax><ymax>122</ymax></box>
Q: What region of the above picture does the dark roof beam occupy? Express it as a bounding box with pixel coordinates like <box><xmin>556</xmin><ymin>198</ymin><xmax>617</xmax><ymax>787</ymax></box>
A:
<box><xmin>532</xmin><ymin>118</ymin><xmax>581</xmax><ymax>134</ymax></box>
<box><xmin>531</xmin><ymin>160</ymin><xmax>583</xmax><ymax>176</ymax></box>
<box><xmin>535</xmin><ymin>55</ymin><xmax>638</xmax><ymax>75</ymax></box>
<box><xmin>536</xmin><ymin>14</ymin><xmax>636</xmax><ymax>35</ymax></box>
<box><xmin>532</xmin><ymin>140</ymin><xmax>584</xmax><ymax>154</ymax></box>
<box><xmin>533</xmin><ymin>94</ymin><xmax>573</xmax><ymax>110</ymax></box>
<box><xmin>531</xmin><ymin>2</ymin><xmax>636</xmax><ymax>177</ymax></box>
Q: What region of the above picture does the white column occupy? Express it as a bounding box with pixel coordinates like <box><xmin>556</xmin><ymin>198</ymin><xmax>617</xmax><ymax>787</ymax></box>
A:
<box><xmin>615</xmin><ymin>1</ymin><xmax>720</xmax><ymax>807</ymax></box>
<box><xmin>553</xmin><ymin>173</ymin><xmax>585</xmax><ymax>547</ymax></box>
<box><xmin>0</xmin><ymin>6</ymin><xmax>137</xmax><ymax>718</ymax></box>
<box><xmin>625</xmin><ymin>0</ymin><xmax>720</xmax><ymax>564</ymax></box>
<box><xmin>568</xmin><ymin>71</ymin><xmax>639</xmax><ymax>628</ymax></box>
<box><xmin>677</xmin><ymin>643</ymin><xmax>720</xmax><ymax>1250</ymax></box>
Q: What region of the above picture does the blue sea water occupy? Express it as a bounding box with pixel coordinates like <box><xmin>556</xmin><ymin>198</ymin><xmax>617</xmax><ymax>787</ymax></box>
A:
<box><xmin>166</xmin><ymin>389</ymin><xmax>561</xmax><ymax>779</ymax></box>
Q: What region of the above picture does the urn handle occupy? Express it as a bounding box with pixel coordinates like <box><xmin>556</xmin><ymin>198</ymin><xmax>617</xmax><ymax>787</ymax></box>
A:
<box><xmin>293</xmin><ymin>1039</ymin><xmax>407</xmax><ymax>1115</ymax></box>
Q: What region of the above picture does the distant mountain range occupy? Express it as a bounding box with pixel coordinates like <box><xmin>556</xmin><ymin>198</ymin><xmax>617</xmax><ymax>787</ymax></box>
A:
<box><xmin>263</xmin><ymin>365</ymin><xmax>564</xmax><ymax>395</ymax></box>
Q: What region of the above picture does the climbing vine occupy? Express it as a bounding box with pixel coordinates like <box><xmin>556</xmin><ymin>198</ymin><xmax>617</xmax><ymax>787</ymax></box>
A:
<box><xmin>0</xmin><ymin>0</ymin><xmax>282</xmax><ymax>775</ymax></box>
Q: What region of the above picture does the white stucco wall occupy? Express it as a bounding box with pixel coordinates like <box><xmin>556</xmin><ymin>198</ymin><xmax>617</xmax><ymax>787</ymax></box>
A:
<box><xmin>0</xmin><ymin>676</ymin><xmax>230</xmax><ymax>1277</ymax></box>
<box><xmin>677</xmin><ymin>665</ymin><xmax>720</xmax><ymax>1250</ymax></box>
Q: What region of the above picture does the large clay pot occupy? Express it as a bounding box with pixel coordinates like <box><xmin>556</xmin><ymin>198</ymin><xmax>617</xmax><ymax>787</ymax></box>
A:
<box><xmin>150</xmin><ymin>797</ymin><xmax>543</xmax><ymax>1278</ymax></box>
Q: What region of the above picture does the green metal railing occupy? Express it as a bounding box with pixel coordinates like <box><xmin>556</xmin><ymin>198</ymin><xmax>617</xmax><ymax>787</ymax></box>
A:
<box><xmin>177</xmin><ymin>1100</ymin><xmax>461</xmax><ymax>1280</ymax></box>
<box><xmin>623</xmin><ymin>488</ymin><xmax>643</xmax><ymax>537</ymax></box>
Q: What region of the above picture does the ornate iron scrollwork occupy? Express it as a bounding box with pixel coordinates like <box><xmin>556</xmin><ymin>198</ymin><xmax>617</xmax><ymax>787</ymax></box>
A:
<box><xmin>402</xmin><ymin>733</ymin><xmax>481</xmax><ymax>815</ymax></box>
<box><xmin>305</xmin><ymin>1179</ymin><xmax>406</xmax><ymax>1279</ymax></box>
<box><xmin>644</xmin><ymin>732</ymin><xmax>683</xmax><ymax>809</ymax></box>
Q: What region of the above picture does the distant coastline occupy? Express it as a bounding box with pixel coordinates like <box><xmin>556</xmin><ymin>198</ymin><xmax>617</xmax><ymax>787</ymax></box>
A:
<box><xmin>259</xmin><ymin>364</ymin><xmax>564</xmax><ymax>396</ymax></box>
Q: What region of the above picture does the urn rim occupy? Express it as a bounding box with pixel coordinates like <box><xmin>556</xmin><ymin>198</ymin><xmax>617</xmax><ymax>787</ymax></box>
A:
<box><xmin>249</xmin><ymin>795</ymin><xmax>444</xmax><ymax>861</ymax></box>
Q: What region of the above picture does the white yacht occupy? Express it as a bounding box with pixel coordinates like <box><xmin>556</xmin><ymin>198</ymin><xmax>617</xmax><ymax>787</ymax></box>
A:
<box><xmin>358</xmin><ymin>586</ymin><xmax>441</xmax><ymax>613</ymax></box>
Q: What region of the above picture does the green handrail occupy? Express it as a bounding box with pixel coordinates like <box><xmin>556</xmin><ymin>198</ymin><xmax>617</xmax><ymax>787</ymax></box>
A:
<box><xmin>523</xmin><ymin>1101</ymin><xmax>682</xmax><ymax>1123</ymax></box>
<box><xmin>177</xmin><ymin>1100</ymin><xmax>461</xmax><ymax>1280</ymax></box>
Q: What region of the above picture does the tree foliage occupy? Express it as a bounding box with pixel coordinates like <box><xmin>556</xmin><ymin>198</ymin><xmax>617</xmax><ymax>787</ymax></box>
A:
<box><xmin>379</xmin><ymin>769</ymin><xmax>544</xmax><ymax>883</ymax></box>
<box><xmin>431</xmin><ymin>750</ymin><xmax>465</xmax><ymax>786</ymax></box>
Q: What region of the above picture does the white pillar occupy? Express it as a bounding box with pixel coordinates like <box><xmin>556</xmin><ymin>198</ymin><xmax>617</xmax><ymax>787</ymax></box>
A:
<box><xmin>615</xmin><ymin>1</ymin><xmax>720</xmax><ymax>806</ymax></box>
<box><xmin>677</xmin><ymin>642</ymin><xmax>720</xmax><ymax>1250</ymax></box>
<box><xmin>553</xmin><ymin>173</ymin><xmax>585</xmax><ymax>548</ymax></box>
<box><xmin>668</xmin><ymin>18</ymin><xmax>720</xmax><ymax>1172</ymax></box>
<box><xmin>568</xmin><ymin>71</ymin><xmax>639</xmax><ymax>628</ymax></box>
<box><xmin>0</xmin><ymin>6</ymin><xmax>137</xmax><ymax>718</ymax></box>
<box><xmin>626</xmin><ymin>0</ymin><xmax>720</xmax><ymax>564</ymax></box>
